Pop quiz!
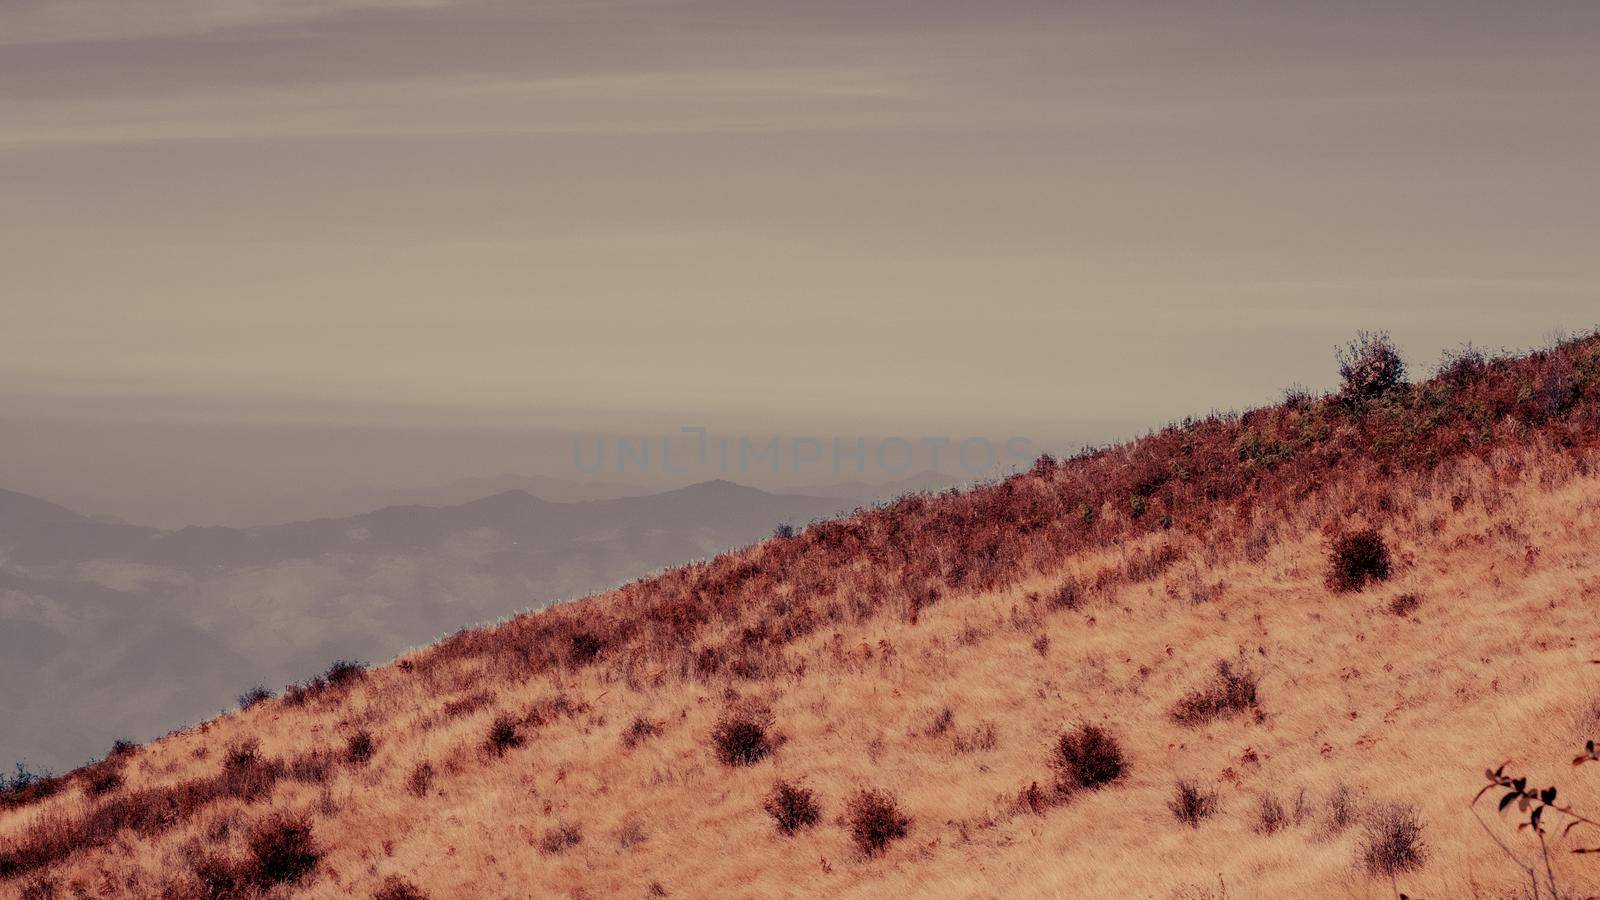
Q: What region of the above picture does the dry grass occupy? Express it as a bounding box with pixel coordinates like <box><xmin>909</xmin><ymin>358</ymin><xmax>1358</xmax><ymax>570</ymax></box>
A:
<box><xmin>6</xmin><ymin>336</ymin><xmax>1600</xmax><ymax>896</ymax></box>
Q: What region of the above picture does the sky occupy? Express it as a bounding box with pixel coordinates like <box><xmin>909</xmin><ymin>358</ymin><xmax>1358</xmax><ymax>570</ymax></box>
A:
<box><xmin>2</xmin><ymin>0</ymin><xmax>1598</xmax><ymax>524</ymax></box>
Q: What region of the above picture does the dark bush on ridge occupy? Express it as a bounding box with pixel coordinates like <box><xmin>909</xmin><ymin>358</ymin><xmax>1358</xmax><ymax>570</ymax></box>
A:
<box><xmin>239</xmin><ymin>685</ymin><xmax>273</xmax><ymax>710</ymax></box>
<box><xmin>1171</xmin><ymin>660</ymin><xmax>1259</xmax><ymax>726</ymax></box>
<box><xmin>763</xmin><ymin>781</ymin><xmax>821</xmax><ymax>835</ymax></box>
<box><xmin>1169</xmin><ymin>780</ymin><xmax>1218</xmax><ymax>827</ymax></box>
<box><xmin>1054</xmin><ymin>723</ymin><xmax>1126</xmax><ymax>792</ymax></box>
<box><xmin>711</xmin><ymin>710</ymin><xmax>774</xmax><ymax>767</ymax></box>
<box><xmin>324</xmin><ymin>659</ymin><xmax>367</xmax><ymax>687</ymax></box>
<box><xmin>248</xmin><ymin>814</ymin><xmax>320</xmax><ymax>885</ymax></box>
<box><xmin>1329</xmin><ymin>530</ymin><xmax>1392</xmax><ymax>592</ymax></box>
<box><xmin>1338</xmin><ymin>331</ymin><xmax>1407</xmax><ymax>402</ymax></box>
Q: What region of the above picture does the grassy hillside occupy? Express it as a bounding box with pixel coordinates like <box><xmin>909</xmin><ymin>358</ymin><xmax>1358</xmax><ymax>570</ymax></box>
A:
<box><xmin>6</xmin><ymin>334</ymin><xmax>1600</xmax><ymax>898</ymax></box>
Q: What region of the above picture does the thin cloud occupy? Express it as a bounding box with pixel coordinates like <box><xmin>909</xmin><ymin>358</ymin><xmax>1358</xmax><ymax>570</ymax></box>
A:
<box><xmin>0</xmin><ymin>0</ymin><xmax>454</xmax><ymax>45</ymax></box>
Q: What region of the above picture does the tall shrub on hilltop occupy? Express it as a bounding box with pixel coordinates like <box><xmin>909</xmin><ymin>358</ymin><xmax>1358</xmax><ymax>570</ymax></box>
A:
<box><xmin>1338</xmin><ymin>331</ymin><xmax>1407</xmax><ymax>404</ymax></box>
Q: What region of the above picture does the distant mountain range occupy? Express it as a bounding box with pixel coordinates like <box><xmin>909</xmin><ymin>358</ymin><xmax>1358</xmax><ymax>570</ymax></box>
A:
<box><xmin>0</xmin><ymin>480</ymin><xmax>870</xmax><ymax>771</ymax></box>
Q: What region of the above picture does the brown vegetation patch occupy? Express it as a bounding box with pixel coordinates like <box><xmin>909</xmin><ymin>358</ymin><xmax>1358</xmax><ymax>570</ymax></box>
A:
<box><xmin>846</xmin><ymin>790</ymin><xmax>910</xmax><ymax>857</ymax></box>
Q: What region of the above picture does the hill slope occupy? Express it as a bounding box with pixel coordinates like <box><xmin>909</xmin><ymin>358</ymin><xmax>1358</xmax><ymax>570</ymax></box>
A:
<box><xmin>6</xmin><ymin>337</ymin><xmax>1600</xmax><ymax>898</ymax></box>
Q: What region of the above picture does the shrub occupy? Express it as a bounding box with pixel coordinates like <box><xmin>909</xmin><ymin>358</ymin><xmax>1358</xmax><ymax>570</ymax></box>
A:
<box><xmin>1048</xmin><ymin>578</ymin><xmax>1083</xmax><ymax>611</ymax></box>
<box><xmin>773</xmin><ymin>523</ymin><xmax>796</xmax><ymax>539</ymax></box>
<box><xmin>1254</xmin><ymin>792</ymin><xmax>1289</xmax><ymax>834</ymax></box>
<box><xmin>847</xmin><ymin>789</ymin><xmax>909</xmax><ymax>857</ymax></box>
<box><xmin>247</xmin><ymin>814</ymin><xmax>320</xmax><ymax>885</ymax></box>
<box><xmin>85</xmin><ymin>768</ymin><xmax>122</xmax><ymax>797</ymax></box>
<box><xmin>1169</xmin><ymin>781</ymin><xmax>1218</xmax><ymax>828</ymax></box>
<box><xmin>711</xmin><ymin>710</ymin><xmax>774</xmax><ymax>767</ymax></box>
<box><xmin>485</xmin><ymin>715</ymin><xmax>523</xmax><ymax>756</ymax></box>
<box><xmin>1328</xmin><ymin>529</ymin><xmax>1392</xmax><ymax>592</ymax></box>
<box><xmin>763</xmin><ymin>781</ymin><xmax>821</xmax><ymax>835</ymax></box>
<box><xmin>538</xmin><ymin>822</ymin><xmax>583</xmax><ymax>855</ymax></box>
<box><xmin>373</xmin><ymin>876</ymin><xmax>429</xmax><ymax>900</ymax></box>
<box><xmin>621</xmin><ymin>716</ymin><xmax>663</xmax><ymax>749</ymax></box>
<box><xmin>109</xmin><ymin>739</ymin><xmax>138</xmax><ymax>757</ymax></box>
<box><xmin>567</xmin><ymin>631</ymin><xmax>604</xmax><ymax>666</ymax></box>
<box><xmin>289</xmin><ymin>750</ymin><xmax>335</xmax><ymax>784</ymax></box>
<box><xmin>345</xmin><ymin>730</ymin><xmax>376</xmax><ymax>766</ymax></box>
<box><xmin>188</xmin><ymin>853</ymin><xmax>248</xmax><ymax>897</ymax></box>
<box><xmin>238</xmin><ymin>685</ymin><xmax>273</xmax><ymax>710</ymax></box>
<box><xmin>441</xmin><ymin>691</ymin><xmax>491</xmax><ymax>719</ymax></box>
<box><xmin>407</xmin><ymin>762</ymin><xmax>435</xmax><ymax>798</ymax></box>
<box><xmin>1360</xmin><ymin>803</ymin><xmax>1427</xmax><ymax>877</ymax></box>
<box><xmin>1326</xmin><ymin>784</ymin><xmax>1358</xmax><ymax>833</ymax></box>
<box><xmin>1054</xmin><ymin>723</ymin><xmax>1126</xmax><ymax>792</ymax></box>
<box><xmin>1338</xmin><ymin>331</ymin><xmax>1406</xmax><ymax>402</ymax></box>
<box><xmin>614</xmin><ymin>818</ymin><xmax>649</xmax><ymax>850</ymax></box>
<box><xmin>1388</xmin><ymin>592</ymin><xmax>1421</xmax><ymax>616</ymax></box>
<box><xmin>324</xmin><ymin>659</ymin><xmax>367</xmax><ymax>687</ymax></box>
<box><xmin>1437</xmin><ymin>344</ymin><xmax>1489</xmax><ymax>385</ymax></box>
<box><xmin>1171</xmin><ymin>660</ymin><xmax>1260</xmax><ymax>726</ymax></box>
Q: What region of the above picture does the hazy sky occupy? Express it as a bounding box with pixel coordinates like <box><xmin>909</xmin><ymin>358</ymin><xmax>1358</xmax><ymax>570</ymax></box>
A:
<box><xmin>3</xmin><ymin>1</ymin><xmax>1599</xmax><ymax>522</ymax></box>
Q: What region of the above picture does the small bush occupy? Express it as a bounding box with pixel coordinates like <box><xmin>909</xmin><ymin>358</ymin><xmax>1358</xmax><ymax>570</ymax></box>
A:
<box><xmin>407</xmin><ymin>762</ymin><xmax>435</xmax><ymax>798</ymax></box>
<box><xmin>1388</xmin><ymin>592</ymin><xmax>1421</xmax><ymax>616</ymax></box>
<box><xmin>441</xmin><ymin>691</ymin><xmax>491</xmax><ymax>719</ymax></box>
<box><xmin>847</xmin><ymin>789</ymin><xmax>910</xmax><ymax>857</ymax></box>
<box><xmin>621</xmin><ymin>716</ymin><xmax>663</xmax><ymax>749</ymax></box>
<box><xmin>1328</xmin><ymin>530</ymin><xmax>1392</xmax><ymax>593</ymax></box>
<box><xmin>1048</xmin><ymin>578</ymin><xmax>1083</xmax><ymax>611</ymax></box>
<box><xmin>85</xmin><ymin>768</ymin><xmax>122</xmax><ymax>797</ymax></box>
<box><xmin>538</xmin><ymin>822</ymin><xmax>583</xmax><ymax>855</ymax></box>
<box><xmin>1171</xmin><ymin>660</ymin><xmax>1260</xmax><ymax>726</ymax></box>
<box><xmin>1054</xmin><ymin>723</ymin><xmax>1127</xmax><ymax>792</ymax></box>
<box><xmin>1360</xmin><ymin>803</ymin><xmax>1427</xmax><ymax>877</ymax></box>
<box><xmin>773</xmin><ymin>523</ymin><xmax>796</xmax><ymax>539</ymax></box>
<box><xmin>373</xmin><ymin>876</ymin><xmax>429</xmax><ymax>900</ymax></box>
<box><xmin>485</xmin><ymin>715</ymin><xmax>523</xmax><ymax>756</ymax></box>
<box><xmin>289</xmin><ymin>750</ymin><xmax>335</xmax><ymax>784</ymax></box>
<box><xmin>109</xmin><ymin>739</ymin><xmax>138</xmax><ymax>757</ymax></box>
<box><xmin>567</xmin><ymin>631</ymin><xmax>604</xmax><ymax>666</ymax></box>
<box><xmin>1254</xmin><ymin>793</ymin><xmax>1289</xmax><ymax>834</ymax></box>
<box><xmin>1326</xmin><ymin>784</ymin><xmax>1358</xmax><ymax>833</ymax></box>
<box><xmin>711</xmin><ymin>710</ymin><xmax>774</xmax><ymax>767</ymax></box>
<box><xmin>324</xmin><ymin>659</ymin><xmax>367</xmax><ymax>687</ymax></box>
<box><xmin>189</xmin><ymin>854</ymin><xmax>248</xmax><ymax>897</ymax></box>
<box><xmin>922</xmin><ymin>707</ymin><xmax>956</xmax><ymax>737</ymax></box>
<box><xmin>614</xmin><ymin>818</ymin><xmax>649</xmax><ymax>850</ymax></box>
<box><xmin>1338</xmin><ymin>331</ymin><xmax>1406</xmax><ymax>402</ymax></box>
<box><xmin>345</xmin><ymin>730</ymin><xmax>376</xmax><ymax>766</ymax></box>
<box><xmin>248</xmin><ymin>814</ymin><xmax>320</xmax><ymax>885</ymax></box>
<box><xmin>1437</xmin><ymin>344</ymin><xmax>1488</xmax><ymax>385</ymax></box>
<box><xmin>238</xmin><ymin>685</ymin><xmax>273</xmax><ymax>710</ymax></box>
<box><xmin>763</xmin><ymin>781</ymin><xmax>821</xmax><ymax>835</ymax></box>
<box><xmin>1169</xmin><ymin>781</ymin><xmax>1218</xmax><ymax>828</ymax></box>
